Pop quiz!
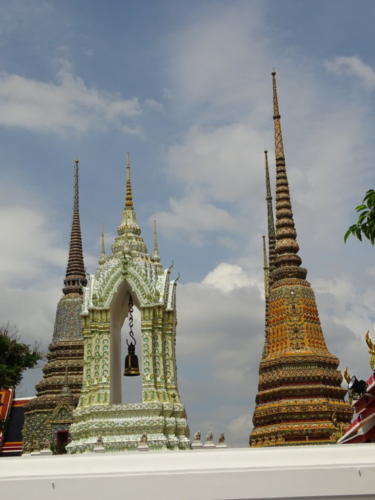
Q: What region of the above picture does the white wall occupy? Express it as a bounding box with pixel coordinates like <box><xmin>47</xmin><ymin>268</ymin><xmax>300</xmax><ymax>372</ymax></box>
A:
<box><xmin>1</xmin><ymin>444</ymin><xmax>375</xmax><ymax>500</ymax></box>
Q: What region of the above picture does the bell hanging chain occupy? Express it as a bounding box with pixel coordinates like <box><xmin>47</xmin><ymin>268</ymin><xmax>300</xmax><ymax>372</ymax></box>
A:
<box><xmin>127</xmin><ymin>295</ymin><xmax>136</xmax><ymax>346</ymax></box>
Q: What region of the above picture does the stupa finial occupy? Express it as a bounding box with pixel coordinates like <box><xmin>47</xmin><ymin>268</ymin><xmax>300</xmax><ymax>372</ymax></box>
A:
<box><xmin>113</xmin><ymin>154</ymin><xmax>148</xmax><ymax>255</ymax></box>
<box><xmin>99</xmin><ymin>225</ymin><xmax>106</xmax><ymax>264</ymax></box>
<box><xmin>264</xmin><ymin>150</ymin><xmax>276</xmax><ymax>282</ymax></box>
<box><xmin>101</xmin><ymin>225</ymin><xmax>106</xmax><ymax>255</ymax></box>
<box><xmin>271</xmin><ymin>72</ymin><xmax>306</xmax><ymax>282</ymax></box>
<box><xmin>262</xmin><ymin>235</ymin><xmax>269</xmax><ymax>300</ymax></box>
<box><xmin>63</xmin><ymin>160</ymin><xmax>87</xmax><ymax>295</ymax></box>
<box><xmin>125</xmin><ymin>152</ymin><xmax>133</xmax><ymax>209</ymax></box>
<box><xmin>153</xmin><ymin>220</ymin><xmax>160</xmax><ymax>261</ymax></box>
<box><xmin>272</xmin><ymin>72</ymin><xmax>284</xmax><ymax>160</ymax></box>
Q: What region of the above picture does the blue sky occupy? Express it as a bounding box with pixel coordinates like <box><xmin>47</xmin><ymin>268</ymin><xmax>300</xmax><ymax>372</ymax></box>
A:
<box><xmin>1</xmin><ymin>0</ymin><xmax>375</xmax><ymax>446</ymax></box>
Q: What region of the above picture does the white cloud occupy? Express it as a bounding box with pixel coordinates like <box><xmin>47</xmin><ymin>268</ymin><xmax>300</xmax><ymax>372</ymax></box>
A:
<box><xmin>166</xmin><ymin>123</ymin><xmax>267</xmax><ymax>202</ymax></box>
<box><xmin>176</xmin><ymin>263</ymin><xmax>264</xmax><ymax>445</ymax></box>
<box><xmin>325</xmin><ymin>56</ymin><xmax>375</xmax><ymax>90</ymax></box>
<box><xmin>227</xmin><ymin>414</ymin><xmax>252</xmax><ymax>444</ymax></box>
<box><xmin>158</xmin><ymin>5</ymin><xmax>372</xmax><ymax>251</ymax></box>
<box><xmin>152</xmin><ymin>192</ymin><xmax>241</xmax><ymax>245</ymax></box>
<box><xmin>202</xmin><ymin>263</ymin><xmax>252</xmax><ymax>292</ymax></box>
<box><xmin>315</xmin><ymin>276</ymin><xmax>375</xmax><ymax>378</ymax></box>
<box><xmin>0</xmin><ymin>64</ymin><xmax>142</xmax><ymax>135</ymax></box>
<box><xmin>0</xmin><ymin>205</ymin><xmax>66</xmax><ymax>280</ymax></box>
<box><xmin>0</xmin><ymin>180</ymin><xmax>96</xmax><ymax>345</ymax></box>
<box><xmin>144</xmin><ymin>98</ymin><xmax>164</xmax><ymax>112</ymax></box>
<box><xmin>166</xmin><ymin>3</ymin><xmax>268</xmax><ymax>112</ymax></box>
<box><xmin>175</xmin><ymin>260</ymin><xmax>375</xmax><ymax>445</ymax></box>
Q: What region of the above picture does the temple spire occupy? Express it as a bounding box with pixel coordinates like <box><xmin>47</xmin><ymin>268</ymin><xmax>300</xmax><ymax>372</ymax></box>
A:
<box><xmin>118</xmin><ymin>152</ymin><xmax>138</xmax><ymax>233</ymax></box>
<box><xmin>113</xmin><ymin>154</ymin><xmax>148</xmax><ymax>256</ymax></box>
<box><xmin>101</xmin><ymin>225</ymin><xmax>106</xmax><ymax>256</ymax></box>
<box><xmin>63</xmin><ymin>160</ymin><xmax>87</xmax><ymax>295</ymax></box>
<box><xmin>271</xmin><ymin>72</ymin><xmax>306</xmax><ymax>282</ymax></box>
<box><xmin>250</xmin><ymin>73</ymin><xmax>353</xmax><ymax>448</ymax></box>
<box><xmin>153</xmin><ymin>220</ymin><xmax>160</xmax><ymax>262</ymax></box>
<box><xmin>125</xmin><ymin>152</ymin><xmax>133</xmax><ymax>209</ymax></box>
<box><xmin>99</xmin><ymin>225</ymin><xmax>106</xmax><ymax>264</ymax></box>
<box><xmin>264</xmin><ymin>150</ymin><xmax>276</xmax><ymax>281</ymax></box>
<box><xmin>262</xmin><ymin>235</ymin><xmax>269</xmax><ymax>300</ymax></box>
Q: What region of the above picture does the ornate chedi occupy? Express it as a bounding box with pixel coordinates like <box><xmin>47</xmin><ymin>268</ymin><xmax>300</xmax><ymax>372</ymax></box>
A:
<box><xmin>23</xmin><ymin>161</ymin><xmax>87</xmax><ymax>452</ymax></box>
<box><xmin>67</xmin><ymin>154</ymin><xmax>189</xmax><ymax>453</ymax></box>
<box><xmin>250</xmin><ymin>73</ymin><xmax>352</xmax><ymax>447</ymax></box>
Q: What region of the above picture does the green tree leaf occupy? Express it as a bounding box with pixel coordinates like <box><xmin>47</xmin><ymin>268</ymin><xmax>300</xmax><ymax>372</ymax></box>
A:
<box><xmin>0</xmin><ymin>323</ymin><xmax>42</xmax><ymax>388</ymax></box>
<box><xmin>345</xmin><ymin>189</ymin><xmax>375</xmax><ymax>246</ymax></box>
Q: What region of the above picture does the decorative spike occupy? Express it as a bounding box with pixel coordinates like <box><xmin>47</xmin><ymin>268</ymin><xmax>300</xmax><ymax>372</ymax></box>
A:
<box><xmin>272</xmin><ymin>72</ymin><xmax>284</xmax><ymax>160</ymax></box>
<box><xmin>125</xmin><ymin>152</ymin><xmax>133</xmax><ymax>209</ymax></box>
<box><xmin>271</xmin><ymin>72</ymin><xmax>306</xmax><ymax>282</ymax></box>
<box><xmin>153</xmin><ymin>220</ymin><xmax>160</xmax><ymax>261</ymax></box>
<box><xmin>63</xmin><ymin>160</ymin><xmax>87</xmax><ymax>295</ymax></box>
<box><xmin>101</xmin><ymin>225</ymin><xmax>106</xmax><ymax>256</ymax></box>
<box><xmin>262</xmin><ymin>235</ymin><xmax>269</xmax><ymax>300</ymax></box>
<box><xmin>99</xmin><ymin>225</ymin><xmax>106</xmax><ymax>264</ymax></box>
<box><xmin>264</xmin><ymin>150</ymin><xmax>276</xmax><ymax>282</ymax></box>
<box><xmin>114</xmin><ymin>153</ymin><xmax>148</xmax><ymax>255</ymax></box>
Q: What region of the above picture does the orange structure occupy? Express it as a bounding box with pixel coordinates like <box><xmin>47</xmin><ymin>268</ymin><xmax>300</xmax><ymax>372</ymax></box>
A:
<box><xmin>250</xmin><ymin>73</ymin><xmax>352</xmax><ymax>447</ymax></box>
<box><xmin>339</xmin><ymin>332</ymin><xmax>375</xmax><ymax>444</ymax></box>
<box><xmin>0</xmin><ymin>389</ymin><xmax>32</xmax><ymax>456</ymax></box>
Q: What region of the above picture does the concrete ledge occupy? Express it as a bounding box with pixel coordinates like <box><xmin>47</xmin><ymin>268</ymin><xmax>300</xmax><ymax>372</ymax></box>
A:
<box><xmin>1</xmin><ymin>443</ymin><xmax>375</xmax><ymax>499</ymax></box>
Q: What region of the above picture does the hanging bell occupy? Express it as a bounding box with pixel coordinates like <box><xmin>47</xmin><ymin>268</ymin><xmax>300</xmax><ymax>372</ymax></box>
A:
<box><xmin>124</xmin><ymin>342</ymin><xmax>140</xmax><ymax>376</ymax></box>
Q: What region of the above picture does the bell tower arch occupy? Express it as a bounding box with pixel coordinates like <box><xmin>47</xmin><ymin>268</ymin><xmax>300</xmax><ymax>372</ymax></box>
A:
<box><xmin>68</xmin><ymin>154</ymin><xmax>189</xmax><ymax>452</ymax></box>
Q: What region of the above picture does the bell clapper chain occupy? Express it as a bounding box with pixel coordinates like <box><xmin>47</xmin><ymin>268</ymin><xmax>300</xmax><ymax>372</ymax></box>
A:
<box><xmin>126</xmin><ymin>295</ymin><xmax>136</xmax><ymax>348</ymax></box>
<box><xmin>124</xmin><ymin>295</ymin><xmax>140</xmax><ymax>377</ymax></box>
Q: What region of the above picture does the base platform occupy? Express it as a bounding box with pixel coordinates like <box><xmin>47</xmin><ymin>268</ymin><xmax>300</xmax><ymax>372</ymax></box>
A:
<box><xmin>67</xmin><ymin>402</ymin><xmax>189</xmax><ymax>453</ymax></box>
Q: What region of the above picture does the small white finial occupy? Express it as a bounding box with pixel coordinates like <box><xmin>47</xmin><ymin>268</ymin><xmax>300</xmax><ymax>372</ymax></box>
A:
<box><xmin>99</xmin><ymin>225</ymin><xmax>106</xmax><ymax>263</ymax></box>
<box><xmin>153</xmin><ymin>219</ymin><xmax>160</xmax><ymax>261</ymax></box>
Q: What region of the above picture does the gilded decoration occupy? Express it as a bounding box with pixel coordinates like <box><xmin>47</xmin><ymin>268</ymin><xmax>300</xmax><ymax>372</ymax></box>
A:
<box><xmin>365</xmin><ymin>331</ymin><xmax>375</xmax><ymax>371</ymax></box>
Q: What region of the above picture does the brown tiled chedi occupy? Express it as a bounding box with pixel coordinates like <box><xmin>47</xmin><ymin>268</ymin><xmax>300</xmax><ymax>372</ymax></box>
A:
<box><xmin>22</xmin><ymin>161</ymin><xmax>87</xmax><ymax>453</ymax></box>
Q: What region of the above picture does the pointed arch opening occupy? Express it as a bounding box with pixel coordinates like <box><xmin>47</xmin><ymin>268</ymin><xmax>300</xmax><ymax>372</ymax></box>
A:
<box><xmin>109</xmin><ymin>279</ymin><xmax>142</xmax><ymax>404</ymax></box>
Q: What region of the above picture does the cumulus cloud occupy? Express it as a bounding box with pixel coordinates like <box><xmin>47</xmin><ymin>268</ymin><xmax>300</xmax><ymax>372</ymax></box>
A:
<box><xmin>202</xmin><ymin>263</ymin><xmax>252</xmax><ymax>292</ymax></box>
<box><xmin>0</xmin><ymin>64</ymin><xmax>142</xmax><ymax>135</ymax></box>
<box><xmin>166</xmin><ymin>3</ymin><xmax>269</xmax><ymax>113</ymax></box>
<box><xmin>0</xmin><ymin>195</ymin><xmax>66</xmax><ymax>396</ymax></box>
<box><xmin>0</xmin><ymin>205</ymin><xmax>66</xmax><ymax>280</ymax></box>
<box><xmin>152</xmin><ymin>192</ymin><xmax>241</xmax><ymax>245</ymax></box>
<box><xmin>157</xmin><ymin>4</ymin><xmax>372</xmax><ymax>253</ymax></box>
<box><xmin>0</xmin><ymin>180</ymin><xmax>95</xmax><ymax>365</ymax></box>
<box><xmin>166</xmin><ymin>123</ymin><xmax>267</xmax><ymax>202</ymax></box>
<box><xmin>175</xmin><ymin>262</ymin><xmax>375</xmax><ymax>445</ymax></box>
<box><xmin>325</xmin><ymin>56</ymin><xmax>375</xmax><ymax>90</ymax></box>
<box><xmin>144</xmin><ymin>98</ymin><xmax>164</xmax><ymax>112</ymax></box>
<box><xmin>0</xmin><ymin>175</ymin><xmax>97</xmax><ymax>400</ymax></box>
<box><xmin>176</xmin><ymin>262</ymin><xmax>264</xmax><ymax>445</ymax></box>
<box><xmin>315</xmin><ymin>275</ymin><xmax>375</xmax><ymax>378</ymax></box>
